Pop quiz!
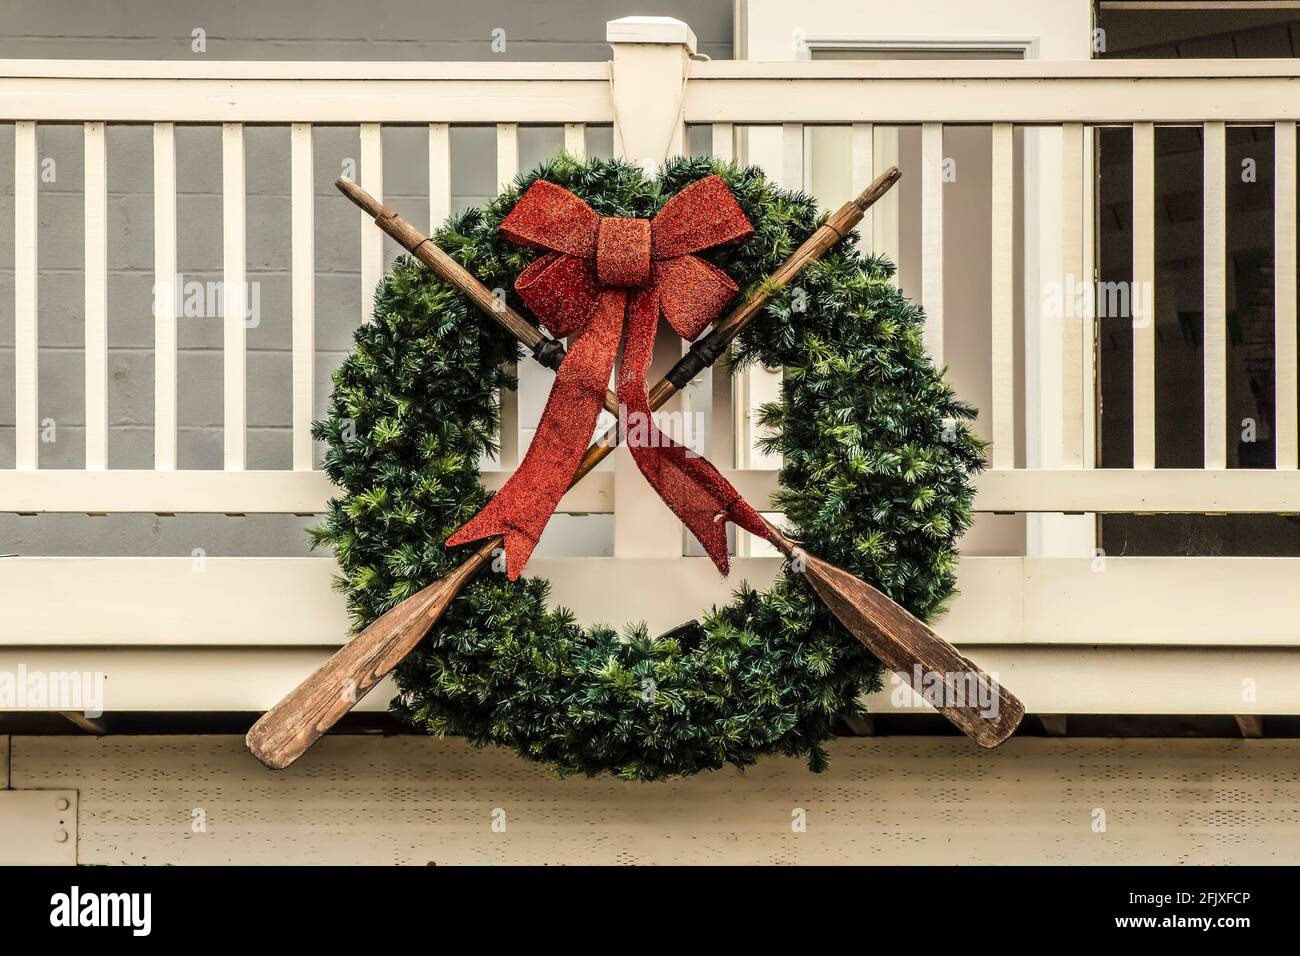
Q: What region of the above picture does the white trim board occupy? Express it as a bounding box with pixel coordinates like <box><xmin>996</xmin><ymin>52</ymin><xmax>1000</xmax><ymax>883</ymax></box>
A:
<box><xmin>3</xmin><ymin>645</ymin><xmax>1299</xmax><ymax>715</ymax></box>
<box><xmin>3</xmin><ymin>469</ymin><xmax>1296</xmax><ymax>515</ymax></box>
<box><xmin>5</xmin><ymin>556</ymin><xmax>1300</xmax><ymax>647</ymax></box>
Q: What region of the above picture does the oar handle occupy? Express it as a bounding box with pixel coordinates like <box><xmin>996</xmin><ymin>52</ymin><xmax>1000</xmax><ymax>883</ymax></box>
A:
<box><xmin>651</xmin><ymin>165</ymin><xmax>900</xmax><ymax>404</ymax></box>
<box><xmin>335</xmin><ymin>177</ymin><xmax>616</xmax><ymax>417</ymax></box>
<box><xmin>245</xmin><ymin>534</ymin><xmax>499</xmax><ymax>769</ymax></box>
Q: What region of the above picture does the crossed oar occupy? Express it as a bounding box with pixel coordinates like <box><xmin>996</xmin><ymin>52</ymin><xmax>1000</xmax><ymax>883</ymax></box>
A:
<box><xmin>246</xmin><ymin>167</ymin><xmax>1023</xmax><ymax>770</ymax></box>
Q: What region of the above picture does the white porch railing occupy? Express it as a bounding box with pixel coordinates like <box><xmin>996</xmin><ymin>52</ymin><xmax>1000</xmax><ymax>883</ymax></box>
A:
<box><xmin>4</xmin><ymin>17</ymin><xmax>1300</xmax><ymax>719</ymax></box>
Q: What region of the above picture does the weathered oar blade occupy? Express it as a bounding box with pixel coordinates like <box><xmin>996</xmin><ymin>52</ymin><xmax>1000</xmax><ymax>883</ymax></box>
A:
<box><xmin>245</xmin><ymin>540</ymin><xmax>495</xmax><ymax>769</ymax></box>
<box><xmin>800</xmin><ymin>552</ymin><xmax>1024</xmax><ymax>748</ymax></box>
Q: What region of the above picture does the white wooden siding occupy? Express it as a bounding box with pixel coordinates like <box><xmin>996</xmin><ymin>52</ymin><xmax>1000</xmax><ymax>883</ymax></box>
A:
<box><xmin>12</xmin><ymin>736</ymin><xmax>1298</xmax><ymax>865</ymax></box>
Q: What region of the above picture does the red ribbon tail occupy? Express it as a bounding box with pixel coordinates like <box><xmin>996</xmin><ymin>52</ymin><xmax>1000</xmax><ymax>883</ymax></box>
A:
<box><xmin>689</xmin><ymin>501</ymin><xmax>734</xmax><ymax>576</ymax></box>
<box><xmin>642</xmin><ymin>446</ymin><xmax>778</xmax><ymax>577</ymax></box>
<box><xmin>445</xmin><ymin>503</ymin><xmax>546</xmax><ymax>582</ymax></box>
<box><xmin>618</xmin><ymin>289</ymin><xmax>775</xmax><ymax>577</ymax></box>
<box><xmin>446</xmin><ymin>291</ymin><xmax>623</xmax><ymax>581</ymax></box>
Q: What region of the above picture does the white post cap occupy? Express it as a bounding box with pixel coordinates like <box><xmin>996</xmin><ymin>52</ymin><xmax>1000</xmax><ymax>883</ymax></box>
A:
<box><xmin>606</xmin><ymin>16</ymin><xmax>697</xmax><ymax>54</ymax></box>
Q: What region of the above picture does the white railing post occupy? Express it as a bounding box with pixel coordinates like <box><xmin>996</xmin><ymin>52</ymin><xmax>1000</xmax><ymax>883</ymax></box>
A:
<box><xmin>920</xmin><ymin>122</ymin><xmax>945</xmax><ymax>366</ymax></box>
<box><xmin>84</xmin><ymin>121</ymin><xmax>108</xmax><ymax>472</ymax></box>
<box><xmin>732</xmin><ymin>125</ymin><xmax>791</xmax><ymax>560</ymax></box>
<box><xmin>359</xmin><ymin>123</ymin><xmax>383</xmax><ymax>328</ymax></box>
<box><xmin>606</xmin><ymin>16</ymin><xmax>694</xmax><ymax>170</ymax></box>
<box><xmin>1132</xmin><ymin>122</ymin><xmax>1156</xmax><ymax>470</ymax></box>
<box><xmin>1024</xmin><ymin>125</ymin><xmax>1095</xmax><ymax>558</ymax></box>
<box><xmin>1277</xmin><ymin>122</ymin><xmax>1298</xmax><ymax>470</ymax></box>
<box><xmin>1203</xmin><ymin>121</ymin><xmax>1228</xmax><ymax>471</ymax></box>
<box><xmin>496</xmin><ymin>122</ymin><xmax>524</xmax><ymax>469</ymax></box>
<box><xmin>607</xmin><ymin>16</ymin><xmax>695</xmax><ymax>559</ymax></box>
<box><xmin>153</xmin><ymin>122</ymin><xmax>177</xmax><ymax>472</ymax></box>
<box><xmin>14</xmin><ymin>121</ymin><xmax>38</xmax><ymax>471</ymax></box>
<box><xmin>290</xmin><ymin>122</ymin><xmax>315</xmax><ymax>472</ymax></box>
<box><xmin>222</xmin><ymin>122</ymin><xmax>247</xmax><ymax>472</ymax></box>
<box><xmin>730</xmin><ymin>121</ymin><xmax>798</xmax><ymax>560</ymax></box>
<box><xmin>990</xmin><ymin>122</ymin><xmax>1015</xmax><ymax>471</ymax></box>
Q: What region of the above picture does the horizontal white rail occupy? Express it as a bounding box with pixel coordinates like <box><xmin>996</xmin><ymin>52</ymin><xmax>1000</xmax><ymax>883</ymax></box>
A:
<box><xmin>695</xmin><ymin>60</ymin><xmax>1300</xmax><ymax>79</ymax></box>
<box><xmin>871</xmin><ymin>646</ymin><xmax>1300</xmax><ymax>717</ymax></box>
<box><xmin>1</xmin><ymin>60</ymin><xmax>1296</xmax><ymax>124</ymax></box>
<box><xmin>5</xmin><ymin>644</ymin><xmax>1296</xmax><ymax>716</ymax></box>
<box><xmin>5</xmin><ymin>555</ymin><xmax>1300</xmax><ymax>648</ymax></box>
<box><xmin>0</xmin><ymin>470</ymin><xmax>610</xmax><ymax>515</ymax></box>
<box><xmin>2</xmin><ymin>469</ymin><xmax>1300</xmax><ymax>515</ymax></box>
<box><xmin>686</xmin><ymin>64</ymin><xmax>1300</xmax><ymax>124</ymax></box>
<box><xmin>0</xmin><ymin>61</ymin><xmax>612</xmax><ymax>79</ymax></box>
<box><xmin>0</xmin><ymin>472</ymin><xmax>336</xmax><ymax>514</ymax></box>
<box><xmin>974</xmin><ymin>470</ymin><xmax>1300</xmax><ymax>513</ymax></box>
<box><xmin>0</xmin><ymin>75</ymin><xmax>614</xmax><ymax>123</ymax></box>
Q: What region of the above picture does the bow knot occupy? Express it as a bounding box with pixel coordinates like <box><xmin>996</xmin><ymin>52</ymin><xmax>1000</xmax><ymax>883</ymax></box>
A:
<box><xmin>447</xmin><ymin>175</ymin><xmax>771</xmax><ymax>579</ymax></box>
<box><xmin>596</xmin><ymin>217</ymin><xmax>651</xmax><ymax>287</ymax></box>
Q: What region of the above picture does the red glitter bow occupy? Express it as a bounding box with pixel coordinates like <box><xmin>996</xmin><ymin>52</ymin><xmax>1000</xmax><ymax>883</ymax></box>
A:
<box><xmin>446</xmin><ymin>175</ymin><xmax>773</xmax><ymax>579</ymax></box>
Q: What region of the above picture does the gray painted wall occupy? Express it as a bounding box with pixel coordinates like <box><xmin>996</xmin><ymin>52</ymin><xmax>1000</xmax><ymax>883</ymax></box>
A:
<box><xmin>0</xmin><ymin>1</ymin><xmax>733</xmax><ymax>61</ymax></box>
<box><xmin>0</xmin><ymin>1</ymin><xmax>732</xmax><ymax>556</ymax></box>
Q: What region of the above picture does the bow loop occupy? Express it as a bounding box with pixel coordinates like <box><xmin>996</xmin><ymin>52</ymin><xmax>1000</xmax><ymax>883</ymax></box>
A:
<box><xmin>651</xmin><ymin>175</ymin><xmax>754</xmax><ymax>259</ymax></box>
<box><xmin>498</xmin><ymin>179</ymin><xmax>599</xmax><ymax>257</ymax></box>
<box><xmin>655</xmin><ymin>256</ymin><xmax>739</xmax><ymax>341</ymax></box>
<box><xmin>514</xmin><ymin>253</ymin><xmax>602</xmax><ymax>338</ymax></box>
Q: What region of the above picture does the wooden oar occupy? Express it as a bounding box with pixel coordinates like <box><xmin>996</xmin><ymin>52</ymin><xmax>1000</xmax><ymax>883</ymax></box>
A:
<box><xmin>757</xmin><ymin>517</ymin><xmax>1023</xmax><ymax>747</ymax></box>
<box><xmin>334</xmin><ymin>179</ymin><xmax>621</xmax><ymax>418</ymax></box>
<box><xmin>248</xmin><ymin>166</ymin><xmax>1018</xmax><ymax>769</ymax></box>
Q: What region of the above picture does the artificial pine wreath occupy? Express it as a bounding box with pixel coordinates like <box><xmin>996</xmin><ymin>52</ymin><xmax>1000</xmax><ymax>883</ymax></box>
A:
<box><xmin>310</xmin><ymin>155</ymin><xmax>984</xmax><ymax>780</ymax></box>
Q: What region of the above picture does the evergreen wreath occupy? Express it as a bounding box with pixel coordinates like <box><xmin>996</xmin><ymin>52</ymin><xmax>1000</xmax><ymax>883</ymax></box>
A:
<box><xmin>311</xmin><ymin>155</ymin><xmax>984</xmax><ymax>781</ymax></box>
